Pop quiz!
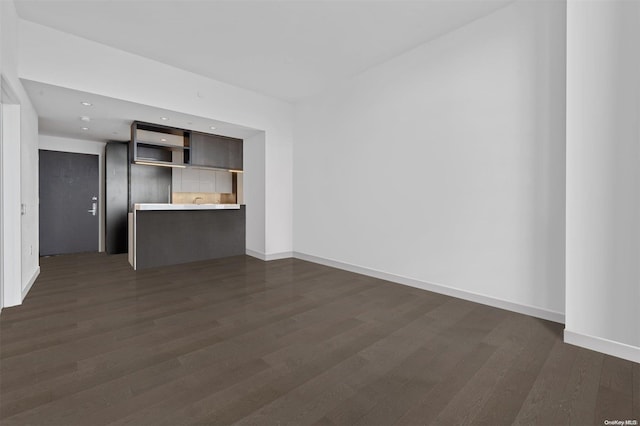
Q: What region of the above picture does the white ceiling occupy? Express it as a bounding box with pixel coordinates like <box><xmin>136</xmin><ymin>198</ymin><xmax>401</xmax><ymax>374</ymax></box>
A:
<box><xmin>22</xmin><ymin>79</ymin><xmax>261</xmax><ymax>143</ymax></box>
<box><xmin>15</xmin><ymin>0</ymin><xmax>513</xmax><ymax>102</ymax></box>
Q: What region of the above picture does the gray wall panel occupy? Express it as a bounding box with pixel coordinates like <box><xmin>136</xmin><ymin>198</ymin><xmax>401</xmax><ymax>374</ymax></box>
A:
<box><xmin>105</xmin><ymin>143</ymin><xmax>128</xmax><ymax>254</ymax></box>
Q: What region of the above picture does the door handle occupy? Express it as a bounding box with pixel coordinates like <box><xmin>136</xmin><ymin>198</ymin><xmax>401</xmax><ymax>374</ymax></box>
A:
<box><xmin>87</xmin><ymin>202</ymin><xmax>97</xmax><ymax>216</ymax></box>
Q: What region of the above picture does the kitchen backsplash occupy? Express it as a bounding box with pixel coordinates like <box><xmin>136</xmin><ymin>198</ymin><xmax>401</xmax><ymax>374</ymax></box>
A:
<box><xmin>172</xmin><ymin>192</ymin><xmax>236</xmax><ymax>204</ymax></box>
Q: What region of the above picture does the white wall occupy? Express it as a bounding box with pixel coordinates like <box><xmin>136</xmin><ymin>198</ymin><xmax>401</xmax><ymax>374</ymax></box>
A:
<box><xmin>38</xmin><ymin>134</ymin><xmax>106</xmax><ymax>253</ymax></box>
<box><xmin>0</xmin><ymin>0</ymin><xmax>3</xmax><ymax>313</ymax></box>
<box><xmin>1</xmin><ymin>0</ymin><xmax>40</xmax><ymax>307</ymax></box>
<box><xmin>565</xmin><ymin>0</ymin><xmax>640</xmax><ymax>362</ymax></box>
<box><xmin>244</xmin><ymin>132</ymin><xmax>266</xmax><ymax>256</ymax></box>
<box><xmin>20</xmin><ymin>89</ymin><xmax>38</xmax><ymax>293</ymax></box>
<box><xmin>1</xmin><ymin>104</ymin><xmax>21</xmax><ymax>307</ymax></box>
<box><xmin>18</xmin><ymin>19</ymin><xmax>293</xmax><ymax>258</ymax></box>
<box><xmin>294</xmin><ymin>0</ymin><xmax>566</xmax><ymax>321</ymax></box>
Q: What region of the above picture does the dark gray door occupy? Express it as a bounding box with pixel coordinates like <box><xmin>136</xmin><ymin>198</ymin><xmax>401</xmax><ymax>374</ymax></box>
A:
<box><xmin>39</xmin><ymin>150</ymin><xmax>99</xmax><ymax>256</ymax></box>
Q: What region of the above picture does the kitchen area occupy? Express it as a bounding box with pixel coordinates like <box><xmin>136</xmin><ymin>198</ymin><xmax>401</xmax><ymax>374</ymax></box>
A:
<box><xmin>107</xmin><ymin>121</ymin><xmax>246</xmax><ymax>270</ymax></box>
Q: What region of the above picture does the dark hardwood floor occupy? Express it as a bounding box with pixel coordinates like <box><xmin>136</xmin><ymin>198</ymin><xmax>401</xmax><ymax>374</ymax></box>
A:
<box><xmin>1</xmin><ymin>253</ymin><xmax>638</xmax><ymax>426</ymax></box>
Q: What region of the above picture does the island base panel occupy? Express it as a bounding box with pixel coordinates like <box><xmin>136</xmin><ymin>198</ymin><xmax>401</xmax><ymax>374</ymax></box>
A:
<box><xmin>134</xmin><ymin>206</ymin><xmax>245</xmax><ymax>270</ymax></box>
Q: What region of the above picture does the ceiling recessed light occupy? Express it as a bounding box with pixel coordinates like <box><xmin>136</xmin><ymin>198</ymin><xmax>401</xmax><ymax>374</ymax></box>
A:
<box><xmin>80</xmin><ymin>101</ymin><xmax>92</xmax><ymax>106</ymax></box>
<box><xmin>81</xmin><ymin>127</ymin><xmax>89</xmax><ymax>131</ymax></box>
<box><xmin>209</xmin><ymin>126</ymin><xmax>216</xmax><ymax>130</ymax></box>
<box><xmin>160</xmin><ymin>138</ymin><xmax>167</xmax><ymax>142</ymax></box>
<box><xmin>160</xmin><ymin>117</ymin><xmax>169</xmax><ymax>121</ymax></box>
<box><xmin>80</xmin><ymin>116</ymin><xmax>90</xmax><ymax>122</ymax></box>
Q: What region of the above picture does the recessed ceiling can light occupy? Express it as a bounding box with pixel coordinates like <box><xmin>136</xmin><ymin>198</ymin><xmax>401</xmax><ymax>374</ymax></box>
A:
<box><xmin>160</xmin><ymin>117</ymin><xmax>169</xmax><ymax>121</ymax></box>
<box><xmin>81</xmin><ymin>127</ymin><xmax>89</xmax><ymax>130</ymax></box>
<box><xmin>80</xmin><ymin>116</ymin><xmax>91</xmax><ymax>122</ymax></box>
<box><xmin>80</xmin><ymin>101</ymin><xmax>92</xmax><ymax>106</ymax></box>
<box><xmin>209</xmin><ymin>126</ymin><xmax>216</xmax><ymax>130</ymax></box>
<box><xmin>160</xmin><ymin>138</ymin><xmax>167</xmax><ymax>142</ymax></box>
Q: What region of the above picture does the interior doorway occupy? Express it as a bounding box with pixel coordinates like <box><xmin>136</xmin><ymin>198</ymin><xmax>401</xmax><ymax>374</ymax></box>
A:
<box><xmin>39</xmin><ymin>150</ymin><xmax>99</xmax><ymax>256</ymax></box>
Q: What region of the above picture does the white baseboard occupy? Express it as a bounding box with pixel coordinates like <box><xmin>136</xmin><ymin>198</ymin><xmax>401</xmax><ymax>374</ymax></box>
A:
<box><xmin>564</xmin><ymin>329</ymin><xmax>640</xmax><ymax>363</ymax></box>
<box><xmin>265</xmin><ymin>251</ymin><xmax>293</xmax><ymax>261</ymax></box>
<box><xmin>293</xmin><ymin>251</ymin><xmax>565</xmax><ymax>324</ymax></box>
<box><xmin>246</xmin><ymin>250</ymin><xmax>293</xmax><ymax>261</ymax></box>
<box><xmin>245</xmin><ymin>249</ymin><xmax>267</xmax><ymax>260</ymax></box>
<box><xmin>22</xmin><ymin>266</ymin><xmax>40</xmax><ymax>301</ymax></box>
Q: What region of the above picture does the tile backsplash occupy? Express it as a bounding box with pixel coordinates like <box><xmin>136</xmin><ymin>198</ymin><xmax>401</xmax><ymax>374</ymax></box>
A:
<box><xmin>172</xmin><ymin>192</ymin><xmax>236</xmax><ymax>204</ymax></box>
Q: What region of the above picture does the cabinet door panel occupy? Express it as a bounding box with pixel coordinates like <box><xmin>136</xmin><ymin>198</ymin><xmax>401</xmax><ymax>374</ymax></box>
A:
<box><xmin>228</xmin><ymin>140</ymin><xmax>243</xmax><ymax>170</ymax></box>
<box><xmin>215</xmin><ymin>171</ymin><xmax>233</xmax><ymax>193</ymax></box>
<box><xmin>191</xmin><ymin>133</ymin><xmax>229</xmax><ymax>168</ymax></box>
<box><xmin>199</xmin><ymin>169</ymin><xmax>216</xmax><ymax>193</ymax></box>
<box><xmin>180</xmin><ymin>167</ymin><xmax>199</xmax><ymax>192</ymax></box>
<box><xmin>130</xmin><ymin>164</ymin><xmax>172</xmax><ymax>206</ymax></box>
<box><xmin>191</xmin><ymin>132</ymin><xmax>243</xmax><ymax>170</ymax></box>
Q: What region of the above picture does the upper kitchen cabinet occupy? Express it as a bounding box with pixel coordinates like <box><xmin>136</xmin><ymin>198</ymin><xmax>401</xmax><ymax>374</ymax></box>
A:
<box><xmin>131</xmin><ymin>121</ymin><xmax>190</xmax><ymax>167</ymax></box>
<box><xmin>191</xmin><ymin>132</ymin><xmax>243</xmax><ymax>171</ymax></box>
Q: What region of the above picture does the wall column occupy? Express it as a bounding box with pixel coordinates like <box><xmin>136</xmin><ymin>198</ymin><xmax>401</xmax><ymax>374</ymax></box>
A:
<box><xmin>1</xmin><ymin>103</ymin><xmax>22</xmax><ymax>307</ymax></box>
<box><xmin>565</xmin><ymin>0</ymin><xmax>640</xmax><ymax>362</ymax></box>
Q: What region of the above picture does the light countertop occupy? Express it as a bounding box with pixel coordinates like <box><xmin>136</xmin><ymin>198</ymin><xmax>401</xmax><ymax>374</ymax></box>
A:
<box><xmin>134</xmin><ymin>203</ymin><xmax>241</xmax><ymax>211</ymax></box>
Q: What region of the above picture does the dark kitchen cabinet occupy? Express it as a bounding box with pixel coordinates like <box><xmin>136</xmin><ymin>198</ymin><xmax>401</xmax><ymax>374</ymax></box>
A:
<box><xmin>191</xmin><ymin>132</ymin><xmax>243</xmax><ymax>171</ymax></box>
<box><xmin>130</xmin><ymin>121</ymin><xmax>190</xmax><ymax>167</ymax></box>
<box><xmin>129</xmin><ymin>163</ymin><xmax>172</xmax><ymax>208</ymax></box>
<box><xmin>228</xmin><ymin>138</ymin><xmax>243</xmax><ymax>170</ymax></box>
<box><xmin>129</xmin><ymin>121</ymin><xmax>242</xmax><ymax>171</ymax></box>
<box><xmin>105</xmin><ymin>143</ymin><xmax>129</xmax><ymax>254</ymax></box>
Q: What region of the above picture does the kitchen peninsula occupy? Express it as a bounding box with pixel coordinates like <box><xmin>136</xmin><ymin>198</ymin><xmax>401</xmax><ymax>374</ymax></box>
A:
<box><xmin>128</xmin><ymin>203</ymin><xmax>245</xmax><ymax>270</ymax></box>
<box><xmin>124</xmin><ymin>121</ymin><xmax>245</xmax><ymax>270</ymax></box>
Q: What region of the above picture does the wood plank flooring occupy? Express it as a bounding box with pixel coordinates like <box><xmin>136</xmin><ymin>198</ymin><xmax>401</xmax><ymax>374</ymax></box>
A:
<box><xmin>1</xmin><ymin>253</ymin><xmax>638</xmax><ymax>425</ymax></box>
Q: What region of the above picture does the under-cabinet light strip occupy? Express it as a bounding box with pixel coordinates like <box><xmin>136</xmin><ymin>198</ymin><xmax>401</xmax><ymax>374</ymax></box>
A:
<box><xmin>134</xmin><ymin>161</ymin><xmax>186</xmax><ymax>169</ymax></box>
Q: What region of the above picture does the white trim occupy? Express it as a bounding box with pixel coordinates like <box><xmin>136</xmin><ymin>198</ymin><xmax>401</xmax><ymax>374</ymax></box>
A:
<box><xmin>21</xmin><ymin>267</ymin><xmax>40</xmax><ymax>301</ymax></box>
<box><xmin>293</xmin><ymin>251</ymin><xmax>566</xmax><ymax>324</ymax></box>
<box><xmin>264</xmin><ymin>251</ymin><xmax>293</xmax><ymax>261</ymax></box>
<box><xmin>564</xmin><ymin>329</ymin><xmax>640</xmax><ymax>364</ymax></box>
<box><xmin>246</xmin><ymin>249</ymin><xmax>293</xmax><ymax>261</ymax></box>
<box><xmin>245</xmin><ymin>249</ymin><xmax>266</xmax><ymax>260</ymax></box>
